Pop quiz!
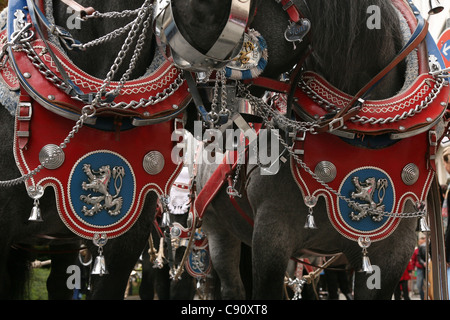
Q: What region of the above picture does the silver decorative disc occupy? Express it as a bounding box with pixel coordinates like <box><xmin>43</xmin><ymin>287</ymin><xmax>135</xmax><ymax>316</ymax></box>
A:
<box><xmin>314</xmin><ymin>161</ymin><xmax>337</xmax><ymax>183</ymax></box>
<box><xmin>39</xmin><ymin>144</ymin><xmax>65</xmax><ymax>169</ymax></box>
<box><xmin>401</xmin><ymin>163</ymin><xmax>419</xmax><ymax>185</ymax></box>
<box><xmin>143</xmin><ymin>151</ymin><xmax>165</xmax><ymax>175</ymax></box>
<box><xmin>358</xmin><ymin>236</ymin><xmax>371</xmax><ymax>249</ymax></box>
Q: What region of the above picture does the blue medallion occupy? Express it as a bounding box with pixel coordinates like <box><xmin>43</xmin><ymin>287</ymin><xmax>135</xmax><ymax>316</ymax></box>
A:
<box><xmin>338</xmin><ymin>167</ymin><xmax>395</xmax><ymax>233</ymax></box>
<box><xmin>68</xmin><ymin>151</ymin><xmax>136</xmax><ymax>228</ymax></box>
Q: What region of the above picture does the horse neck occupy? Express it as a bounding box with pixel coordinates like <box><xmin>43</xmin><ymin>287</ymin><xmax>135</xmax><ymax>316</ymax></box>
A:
<box><xmin>51</xmin><ymin>0</ymin><xmax>155</xmax><ymax>80</ymax></box>
<box><xmin>304</xmin><ymin>0</ymin><xmax>406</xmax><ymax>99</ymax></box>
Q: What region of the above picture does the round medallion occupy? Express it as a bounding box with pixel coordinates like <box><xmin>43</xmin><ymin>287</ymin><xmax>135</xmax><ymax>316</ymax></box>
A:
<box><xmin>401</xmin><ymin>163</ymin><xmax>419</xmax><ymax>186</ymax></box>
<box><xmin>143</xmin><ymin>151</ymin><xmax>165</xmax><ymax>175</ymax></box>
<box><xmin>39</xmin><ymin>144</ymin><xmax>65</xmax><ymax>169</ymax></box>
<box><xmin>68</xmin><ymin>151</ymin><xmax>136</xmax><ymax>232</ymax></box>
<box><xmin>314</xmin><ymin>161</ymin><xmax>337</xmax><ymax>183</ymax></box>
<box><xmin>333</xmin><ymin>167</ymin><xmax>399</xmax><ymax>241</ymax></box>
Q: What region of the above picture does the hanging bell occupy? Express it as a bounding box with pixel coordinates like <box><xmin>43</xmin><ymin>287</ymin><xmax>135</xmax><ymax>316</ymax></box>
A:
<box><xmin>428</xmin><ymin>0</ymin><xmax>444</xmax><ymax>15</ymax></box>
<box><xmin>418</xmin><ymin>216</ymin><xmax>431</xmax><ymax>232</ymax></box>
<box><xmin>361</xmin><ymin>253</ymin><xmax>374</xmax><ymax>273</ymax></box>
<box><xmin>304</xmin><ymin>213</ymin><xmax>317</xmax><ymax>229</ymax></box>
<box><xmin>27</xmin><ymin>185</ymin><xmax>44</xmax><ymax>222</ymax></box>
<box><xmin>358</xmin><ymin>236</ymin><xmax>373</xmax><ymax>273</ymax></box>
<box><xmin>304</xmin><ymin>196</ymin><xmax>318</xmax><ymax>229</ymax></box>
<box><xmin>91</xmin><ymin>254</ymin><xmax>109</xmax><ymax>276</ymax></box>
<box><xmin>28</xmin><ymin>199</ymin><xmax>44</xmax><ymax>222</ymax></box>
<box><xmin>161</xmin><ymin>210</ymin><xmax>170</xmax><ymax>228</ymax></box>
<box><xmin>91</xmin><ymin>233</ymin><xmax>108</xmax><ymax>276</ymax></box>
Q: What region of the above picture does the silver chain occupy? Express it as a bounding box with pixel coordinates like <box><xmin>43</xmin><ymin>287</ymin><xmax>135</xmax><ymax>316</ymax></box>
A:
<box><xmin>240</xmin><ymin>87</ymin><xmax>426</xmax><ymax>219</ymax></box>
<box><xmin>0</xmin><ymin>0</ymin><xmax>173</xmax><ymax>187</ymax></box>
<box><xmin>91</xmin><ymin>0</ymin><xmax>153</xmax><ymax>107</ymax></box>
<box><xmin>0</xmin><ymin>106</ymin><xmax>94</xmax><ymax>187</ymax></box>
<box><xmin>299</xmin><ymin>76</ymin><xmax>446</xmax><ymax>126</ymax></box>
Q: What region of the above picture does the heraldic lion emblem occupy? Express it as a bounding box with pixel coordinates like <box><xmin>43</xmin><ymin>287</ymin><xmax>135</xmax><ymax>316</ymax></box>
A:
<box><xmin>80</xmin><ymin>164</ymin><xmax>125</xmax><ymax>216</ymax></box>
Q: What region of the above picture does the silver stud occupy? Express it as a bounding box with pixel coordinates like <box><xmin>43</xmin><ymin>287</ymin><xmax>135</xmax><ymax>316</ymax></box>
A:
<box><xmin>143</xmin><ymin>151</ymin><xmax>165</xmax><ymax>175</ymax></box>
<box><xmin>314</xmin><ymin>161</ymin><xmax>337</xmax><ymax>183</ymax></box>
<box><xmin>39</xmin><ymin>144</ymin><xmax>65</xmax><ymax>169</ymax></box>
<box><xmin>401</xmin><ymin>163</ymin><xmax>419</xmax><ymax>185</ymax></box>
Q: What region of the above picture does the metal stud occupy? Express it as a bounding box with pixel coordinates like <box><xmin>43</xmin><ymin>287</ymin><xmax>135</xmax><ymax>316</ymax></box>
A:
<box><xmin>401</xmin><ymin>163</ymin><xmax>419</xmax><ymax>185</ymax></box>
<box><xmin>314</xmin><ymin>161</ymin><xmax>337</xmax><ymax>183</ymax></box>
<box><xmin>39</xmin><ymin>144</ymin><xmax>65</xmax><ymax>169</ymax></box>
<box><xmin>143</xmin><ymin>151</ymin><xmax>165</xmax><ymax>175</ymax></box>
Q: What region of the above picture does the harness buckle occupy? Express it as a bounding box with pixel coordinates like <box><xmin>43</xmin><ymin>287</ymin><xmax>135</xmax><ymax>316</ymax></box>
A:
<box><xmin>17</xmin><ymin>102</ymin><xmax>32</xmax><ymax>121</ymax></box>
<box><xmin>328</xmin><ymin>117</ymin><xmax>344</xmax><ymax>132</ymax></box>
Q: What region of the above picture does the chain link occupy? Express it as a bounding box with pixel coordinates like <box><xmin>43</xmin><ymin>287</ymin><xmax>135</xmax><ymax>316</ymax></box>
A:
<box><xmin>247</xmin><ymin>89</ymin><xmax>426</xmax><ymax>219</ymax></box>
<box><xmin>0</xmin><ymin>0</ymin><xmax>173</xmax><ymax>188</ymax></box>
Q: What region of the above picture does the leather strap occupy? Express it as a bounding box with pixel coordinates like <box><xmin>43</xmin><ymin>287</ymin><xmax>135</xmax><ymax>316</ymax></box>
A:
<box><xmin>60</xmin><ymin>0</ymin><xmax>95</xmax><ymax>18</ymax></box>
<box><xmin>314</xmin><ymin>16</ymin><xmax>429</xmax><ymax>133</ymax></box>
<box><xmin>226</xmin><ymin>175</ymin><xmax>254</xmax><ymax>226</ymax></box>
<box><xmin>278</xmin><ymin>0</ymin><xmax>304</xmax><ymax>22</ymax></box>
<box><xmin>17</xmin><ymin>92</ymin><xmax>32</xmax><ymax>150</ymax></box>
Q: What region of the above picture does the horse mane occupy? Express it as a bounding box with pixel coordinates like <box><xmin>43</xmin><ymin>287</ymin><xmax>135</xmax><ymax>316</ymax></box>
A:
<box><xmin>306</xmin><ymin>0</ymin><xmax>406</xmax><ymax>97</ymax></box>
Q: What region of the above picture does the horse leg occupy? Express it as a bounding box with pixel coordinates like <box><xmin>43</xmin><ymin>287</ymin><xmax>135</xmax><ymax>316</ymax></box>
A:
<box><xmin>251</xmin><ymin>215</ymin><xmax>292</xmax><ymax>300</ymax></box>
<box><xmin>204</xmin><ymin>217</ymin><xmax>246</xmax><ymax>299</ymax></box>
<box><xmin>0</xmin><ymin>245</ymin><xmax>31</xmax><ymax>299</ymax></box>
<box><xmin>47</xmin><ymin>244</ymin><xmax>79</xmax><ymax>300</ymax></box>
<box><xmin>87</xmin><ymin>194</ymin><xmax>156</xmax><ymax>299</ymax></box>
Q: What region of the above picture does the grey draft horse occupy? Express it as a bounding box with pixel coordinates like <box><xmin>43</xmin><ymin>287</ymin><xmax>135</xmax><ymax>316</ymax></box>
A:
<box><xmin>0</xmin><ymin>0</ymin><xmax>169</xmax><ymax>299</ymax></box>
<box><xmin>168</xmin><ymin>0</ymin><xmax>447</xmax><ymax>299</ymax></box>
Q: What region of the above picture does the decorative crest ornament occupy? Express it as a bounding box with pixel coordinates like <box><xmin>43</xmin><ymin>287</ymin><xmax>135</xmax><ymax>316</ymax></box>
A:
<box><xmin>80</xmin><ymin>164</ymin><xmax>125</xmax><ymax>216</ymax></box>
<box><xmin>349</xmin><ymin>177</ymin><xmax>388</xmax><ymax>222</ymax></box>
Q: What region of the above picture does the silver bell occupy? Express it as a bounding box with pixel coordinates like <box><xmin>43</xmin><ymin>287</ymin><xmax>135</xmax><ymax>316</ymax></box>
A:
<box><xmin>28</xmin><ymin>200</ymin><xmax>43</xmax><ymax>222</ymax></box>
<box><xmin>91</xmin><ymin>233</ymin><xmax>108</xmax><ymax>276</ymax></box>
<box><xmin>358</xmin><ymin>236</ymin><xmax>373</xmax><ymax>273</ymax></box>
<box><xmin>304</xmin><ymin>196</ymin><xmax>318</xmax><ymax>229</ymax></box>
<box><xmin>418</xmin><ymin>216</ymin><xmax>431</xmax><ymax>232</ymax></box>
<box><xmin>304</xmin><ymin>213</ymin><xmax>317</xmax><ymax>229</ymax></box>
<box><xmin>91</xmin><ymin>254</ymin><xmax>109</xmax><ymax>276</ymax></box>
<box><xmin>361</xmin><ymin>254</ymin><xmax>374</xmax><ymax>273</ymax></box>
<box><xmin>27</xmin><ymin>185</ymin><xmax>45</xmax><ymax>222</ymax></box>
<box><xmin>428</xmin><ymin>0</ymin><xmax>444</xmax><ymax>15</ymax></box>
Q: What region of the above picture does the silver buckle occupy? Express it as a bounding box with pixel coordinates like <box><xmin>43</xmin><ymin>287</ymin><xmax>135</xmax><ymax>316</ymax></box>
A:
<box><xmin>17</xmin><ymin>102</ymin><xmax>32</xmax><ymax>121</ymax></box>
<box><xmin>328</xmin><ymin>117</ymin><xmax>344</xmax><ymax>132</ymax></box>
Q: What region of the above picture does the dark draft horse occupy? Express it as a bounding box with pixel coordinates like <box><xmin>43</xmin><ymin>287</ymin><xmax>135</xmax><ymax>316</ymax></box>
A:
<box><xmin>0</xmin><ymin>0</ymin><xmax>176</xmax><ymax>299</ymax></box>
<box><xmin>167</xmin><ymin>0</ymin><xmax>449</xmax><ymax>299</ymax></box>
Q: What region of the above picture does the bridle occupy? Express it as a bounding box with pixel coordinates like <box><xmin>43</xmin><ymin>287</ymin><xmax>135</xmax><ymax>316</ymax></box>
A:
<box><xmin>154</xmin><ymin>0</ymin><xmax>253</xmax><ymax>71</ymax></box>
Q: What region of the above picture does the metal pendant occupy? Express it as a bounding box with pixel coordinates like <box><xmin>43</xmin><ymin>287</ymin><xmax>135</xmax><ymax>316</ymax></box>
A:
<box><xmin>418</xmin><ymin>216</ymin><xmax>431</xmax><ymax>232</ymax></box>
<box><xmin>91</xmin><ymin>233</ymin><xmax>109</xmax><ymax>276</ymax></box>
<box><xmin>304</xmin><ymin>196</ymin><xmax>318</xmax><ymax>229</ymax></box>
<box><xmin>284</xmin><ymin>18</ymin><xmax>311</xmax><ymax>43</ymax></box>
<box><xmin>27</xmin><ymin>185</ymin><xmax>44</xmax><ymax>222</ymax></box>
<box><xmin>358</xmin><ymin>236</ymin><xmax>373</xmax><ymax>273</ymax></box>
<box><xmin>91</xmin><ymin>254</ymin><xmax>108</xmax><ymax>276</ymax></box>
<box><xmin>29</xmin><ymin>200</ymin><xmax>43</xmax><ymax>222</ymax></box>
